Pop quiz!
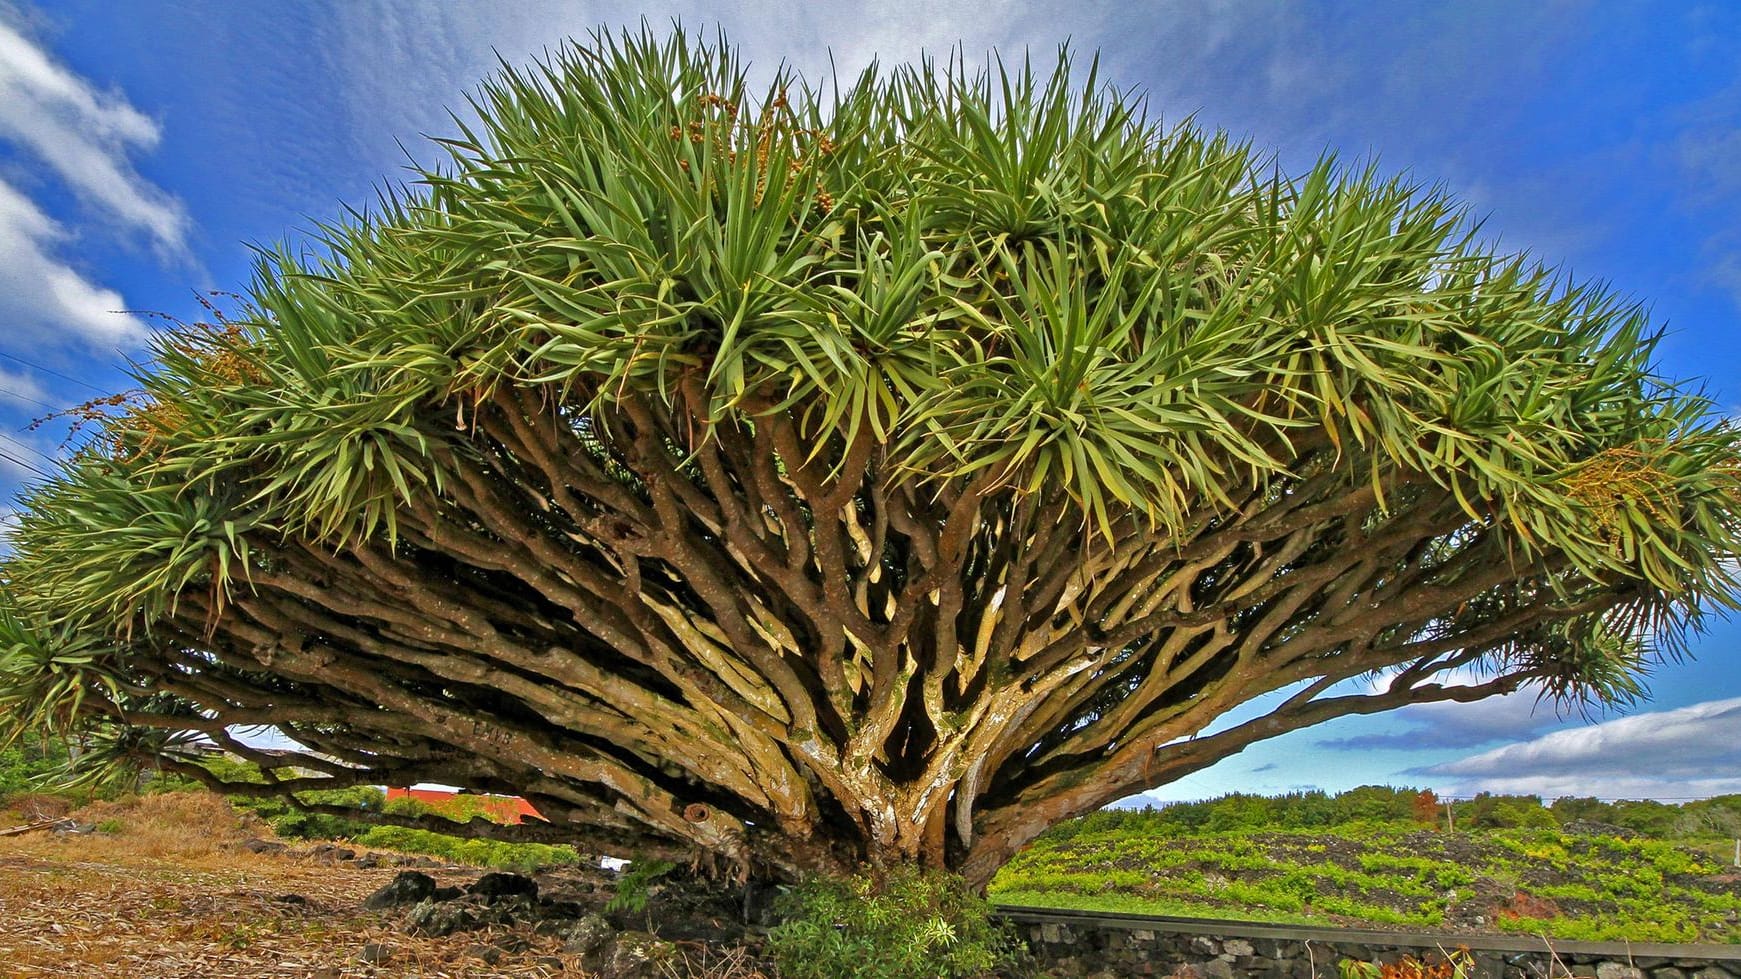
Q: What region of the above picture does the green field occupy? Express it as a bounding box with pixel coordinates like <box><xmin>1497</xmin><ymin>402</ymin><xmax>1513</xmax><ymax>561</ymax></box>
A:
<box><xmin>989</xmin><ymin>789</ymin><xmax>1741</xmax><ymax>943</ymax></box>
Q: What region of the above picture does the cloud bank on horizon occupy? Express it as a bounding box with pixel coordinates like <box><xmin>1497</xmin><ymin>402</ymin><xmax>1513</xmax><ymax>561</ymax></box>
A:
<box><xmin>1418</xmin><ymin>697</ymin><xmax>1741</xmax><ymax>801</ymax></box>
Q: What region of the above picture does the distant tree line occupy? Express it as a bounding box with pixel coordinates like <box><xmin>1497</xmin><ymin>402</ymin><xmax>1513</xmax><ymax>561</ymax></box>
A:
<box><xmin>1040</xmin><ymin>786</ymin><xmax>1741</xmax><ymax>841</ymax></box>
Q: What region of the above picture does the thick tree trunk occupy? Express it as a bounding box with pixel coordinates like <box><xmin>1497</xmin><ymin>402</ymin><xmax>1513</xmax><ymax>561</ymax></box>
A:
<box><xmin>108</xmin><ymin>385</ymin><xmax>1625</xmax><ymax>885</ymax></box>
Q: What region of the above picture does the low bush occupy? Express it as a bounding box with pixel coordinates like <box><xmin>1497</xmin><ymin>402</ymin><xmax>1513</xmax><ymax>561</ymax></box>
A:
<box><xmin>352</xmin><ymin>824</ymin><xmax>581</xmax><ymax>872</ymax></box>
<box><xmin>768</xmin><ymin>866</ymin><xmax>1024</xmax><ymax>979</ymax></box>
<box><xmin>225</xmin><ymin>786</ymin><xmax>383</xmax><ymax>840</ymax></box>
<box><xmin>0</xmin><ymin>733</ymin><xmax>80</xmax><ymax>805</ymax></box>
<box><xmin>605</xmin><ymin>858</ymin><xmax>678</xmax><ymax>913</ymax></box>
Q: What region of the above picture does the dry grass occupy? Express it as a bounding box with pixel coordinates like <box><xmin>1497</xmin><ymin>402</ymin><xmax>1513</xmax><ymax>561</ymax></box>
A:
<box><xmin>0</xmin><ymin>791</ymin><xmax>591</xmax><ymax>978</ymax></box>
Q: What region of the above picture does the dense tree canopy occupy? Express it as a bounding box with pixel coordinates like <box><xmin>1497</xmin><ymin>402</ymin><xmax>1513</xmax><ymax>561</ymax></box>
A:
<box><xmin>3</xmin><ymin>30</ymin><xmax>1739</xmax><ymax>885</ymax></box>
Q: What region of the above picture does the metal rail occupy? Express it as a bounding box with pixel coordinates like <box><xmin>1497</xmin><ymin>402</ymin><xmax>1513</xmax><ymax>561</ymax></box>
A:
<box><xmin>993</xmin><ymin>905</ymin><xmax>1741</xmax><ymax>960</ymax></box>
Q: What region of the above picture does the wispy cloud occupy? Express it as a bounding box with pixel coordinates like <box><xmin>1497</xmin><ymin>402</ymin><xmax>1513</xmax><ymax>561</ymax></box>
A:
<box><xmin>0</xmin><ymin>365</ymin><xmax>51</xmax><ymax>409</ymax></box>
<box><xmin>0</xmin><ymin>435</ymin><xmax>54</xmax><ymax>483</ymax></box>
<box><xmin>1675</xmin><ymin>79</ymin><xmax>1741</xmax><ymax>303</ymax></box>
<box><xmin>0</xmin><ymin>17</ymin><xmax>188</xmax><ymax>254</ymax></box>
<box><xmin>322</xmin><ymin>1</ymin><xmax>1125</xmax><ymax>175</ymax></box>
<box><xmin>0</xmin><ymin>15</ymin><xmax>174</xmax><ymax>352</ymax></box>
<box><xmin>320</xmin><ymin>2</ymin><xmax>1624</xmax><ymax>271</ymax></box>
<box><xmin>1319</xmin><ymin>690</ymin><xmax>1571</xmax><ymax>752</ymax></box>
<box><xmin>0</xmin><ymin>176</ymin><xmax>147</xmax><ymax>347</ymax></box>
<box><xmin>1418</xmin><ymin>697</ymin><xmax>1741</xmax><ymax>800</ymax></box>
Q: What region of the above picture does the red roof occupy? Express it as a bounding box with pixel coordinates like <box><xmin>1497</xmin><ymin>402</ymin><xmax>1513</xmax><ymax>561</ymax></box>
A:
<box><xmin>385</xmin><ymin>787</ymin><xmax>541</xmax><ymax>825</ymax></box>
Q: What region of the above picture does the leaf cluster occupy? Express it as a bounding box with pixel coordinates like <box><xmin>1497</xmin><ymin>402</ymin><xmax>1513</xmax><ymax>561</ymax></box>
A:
<box><xmin>768</xmin><ymin>865</ymin><xmax>1024</xmax><ymax>979</ymax></box>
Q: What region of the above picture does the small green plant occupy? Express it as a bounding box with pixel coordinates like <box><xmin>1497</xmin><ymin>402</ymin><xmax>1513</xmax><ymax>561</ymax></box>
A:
<box><xmin>768</xmin><ymin>866</ymin><xmax>1024</xmax><ymax>979</ymax></box>
<box><xmin>1340</xmin><ymin>960</ymin><xmax>1381</xmax><ymax>979</ymax></box>
<box><xmin>605</xmin><ymin>857</ymin><xmax>678</xmax><ymax>914</ymax></box>
<box><xmin>353</xmin><ymin>825</ymin><xmax>582</xmax><ymax>871</ymax></box>
<box><xmin>93</xmin><ymin>817</ymin><xmax>124</xmax><ymax>834</ymax></box>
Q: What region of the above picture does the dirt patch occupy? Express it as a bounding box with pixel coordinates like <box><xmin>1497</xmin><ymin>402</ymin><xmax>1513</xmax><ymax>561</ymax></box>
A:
<box><xmin>0</xmin><ymin>793</ymin><xmax>776</xmax><ymax>977</ymax></box>
<box><xmin>0</xmin><ymin>811</ymin><xmax>588</xmax><ymax>976</ymax></box>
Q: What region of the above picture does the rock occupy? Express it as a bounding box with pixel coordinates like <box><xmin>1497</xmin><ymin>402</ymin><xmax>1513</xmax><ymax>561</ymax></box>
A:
<box><xmin>307</xmin><ymin>843</ymin><xmax>357</xmax><ymax>863</ymax></box>
<box><xmin>243</xmin><ymin>838</ymin><xmax>288</xmax><ymax>855</ymax></box>
<box><xmin>358</xmin><ymin>943</ymin><xmax>392</xmax><ymax>965</ymax></box>
<box><xmin>1224</xmin><ymin>939</ymin><xmax>1255</xmax><ymax>958</ymax></box>
<box><xmin>406</xmin><ymin>898</ymin><xmax>477</xmax><ymax>937</ymax></box>
<box><xmin>1598</xmin><ymin>964</ymin><xmax>1644</xmax><ymax>979</ymax></box>
<box><xmin>1189</xmin><ymin>936</ymin><xmax>1218</xmax><ymax>956</ymax></box>
<box><xmin>598</xmin><ymin>931</ymin><xmax>677</xmax><ymax>979</ymax></box>
<box><xmin>539</xmin><ymin>899</ymin><xmax>587</xmax><ymax>921</ymax></box>
<box><xmin>354</xmin><ymin>853</ymin><xmax>381</xmax><ymax>869</ymax></box>
<box><xmin>1652</xmin><ymin>968</ymin><xmax>1688</xmax><ymax>979</ymax></box>
<box><xmin>432</xmin><ymin>885</ymin><xmax>464</xmax><ymax>901</ymax></box>
<box><xmin>468</xmin><ymin>871</ymin><xmax>539</xmax><ymax>901</ymax></box>
<box><xmin>1693</xmin><ymin>969</ymin><xmax>1737</xmax><ymax>979</ymax></box>
<box><xmin>403</xmin><ymin>893</ymin><xmax>537</xmax><ymax>937</ymax></box>
<box><xmin>363</xmin><ymin>870</ymin><xmax>436</xmax><ymax>910</ymax></box>
<box><xmin>466</xmin><ymin>943</ymin><xmax>504</xmax><ymax>965</ymax></box>
<box><xmin>563</xmin><ymin>913</ymin><xmax>616</xmax><ymax>956</ymax></box>
<box><xmin>1202</xmin><ymin>959</ymin><xmax>1236</xmax><ymax>979</ymax></box>
<box><xmin>1562</xmin><ymin>819</ymin><xmax>1640</xmax><ymax>839</ymax></box>
<box><xmin>741</xmin><ymin>879</ymin><xmax>783</xmax><ymax>926</ymax></box>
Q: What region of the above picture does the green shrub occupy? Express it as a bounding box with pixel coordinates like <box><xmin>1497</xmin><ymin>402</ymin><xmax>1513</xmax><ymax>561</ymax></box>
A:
<box><xmin>0</xmin><ymin>732</ymin><xmax>73</xmax><ymax>802</ymax></box>
<box><xmin>605</xmin><ymin>858</ymin><xmax>678</xmax><ymax>913</ymax></box>
<box><xmin>226</xmin><ymin>784</ymin><xmax>384</xmax><ymax>840</ymax></box>
<box><xmin>768</xmin><ymin>866</ymin><xmax>1024</xmax><ymax>979</ymax></box>
<box><xmin>353</xmin><ymin>824</ymin><xmax>581</xmax><ymax>872</ymax></box>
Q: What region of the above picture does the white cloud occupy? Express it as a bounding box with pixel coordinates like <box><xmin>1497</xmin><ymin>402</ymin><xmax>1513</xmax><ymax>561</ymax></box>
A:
<box><xmin>1421</xmin><ymin>697</ymin><xmax>1741</xmax><ymax>800</ymax></box>
<box><xmin>1319</xmin><ymin>689</ymin><xmax>1571</xmax><ymax>752</ymax></box>
<box><xmin>0</xmin><ymin>176</ymin><xmax>147</xmax><ymax>347</ymax></box>
<box><xmin>309</xmin><ymin>2</ymin><xmax>1630</xmax><ymax>281</ymax></box>
<box><xmin>0</xmin><ymin>365</ymin><xmax>50</xmax><ymax>409</ymax></box>
<box><xmin>323</xmin><ymin>1</ymin><xmax>1125</xmax><ymax>174</ymax></box>
<box><xmin>0</xmin><ymin>18</ymin><xmax>188</xmax><ymax>254</ymax></box>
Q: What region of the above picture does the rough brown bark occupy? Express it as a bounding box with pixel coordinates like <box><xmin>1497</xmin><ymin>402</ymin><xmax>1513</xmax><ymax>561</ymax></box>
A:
<box><xmin>113</xmin><ymin>385</ymin><xmax>1633</xmax><ymax>885</ymax></box>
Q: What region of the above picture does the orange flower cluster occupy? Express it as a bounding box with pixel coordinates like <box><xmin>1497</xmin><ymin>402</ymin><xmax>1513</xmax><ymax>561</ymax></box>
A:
<box><xmin>39</xmin><ymin>301</ymin><xmax>264</xmax><ymax>462</ymax></box>
<box><xmin>1561</xmin><ymin>443</ymin><xmax>1676</xmax><ymax>542</ymax></box>
<box><xmin>666</xmin><ymin>90</ymin><xmax>838</xmax><ymax>213</ymax></box>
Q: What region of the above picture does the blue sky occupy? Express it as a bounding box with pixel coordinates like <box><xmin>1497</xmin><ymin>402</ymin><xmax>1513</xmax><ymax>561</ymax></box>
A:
<box><xmin>2</xmin><ymin>0</ymin><xmax>1739</xmax><ymax>805</ymax></box>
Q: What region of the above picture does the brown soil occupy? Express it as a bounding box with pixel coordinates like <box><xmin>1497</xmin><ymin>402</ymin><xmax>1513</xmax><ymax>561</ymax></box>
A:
<box><xmin>0</xmin><ymin>794</ymin><xmax>595</xmax><ymax>978</ymax></box>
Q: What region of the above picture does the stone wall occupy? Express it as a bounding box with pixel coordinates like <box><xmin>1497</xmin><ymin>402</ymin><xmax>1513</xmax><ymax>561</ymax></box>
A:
<box><xmin>997</xmin><ymin>909</ymin><xmax>1741</xmax><ymax>979</ymax></box>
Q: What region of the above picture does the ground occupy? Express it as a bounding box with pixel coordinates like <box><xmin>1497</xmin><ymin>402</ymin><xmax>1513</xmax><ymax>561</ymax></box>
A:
<box><xmin>0</xmin><ymin>792</ymin><xmax>759</xmax><ymax>978</ymax></box>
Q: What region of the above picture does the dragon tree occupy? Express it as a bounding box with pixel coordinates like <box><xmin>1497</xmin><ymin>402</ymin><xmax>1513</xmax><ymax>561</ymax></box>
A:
<box><xmin>3</xmin><ymin>30</ymin><xmax>1739</xmax><ymax>887</ymax></box>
